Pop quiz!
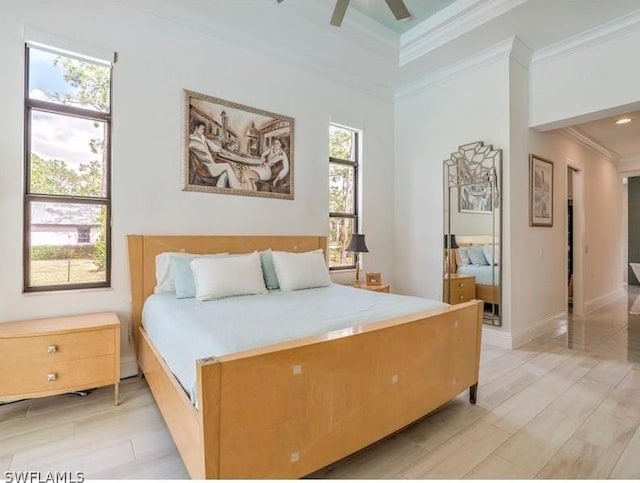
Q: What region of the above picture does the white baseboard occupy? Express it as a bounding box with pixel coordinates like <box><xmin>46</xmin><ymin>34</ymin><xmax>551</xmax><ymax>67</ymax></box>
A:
<box><xmin>482</xmin><ymin>326</ymin><xmax>513</xmax><ymax>349</ymax></box>
<box><xmin>584</xmin><ymin>287</ymin><xmax>626</xmax><ymax>315</ymax></box>
<box><xmin>483</xmin><ymin>312</ymin><xmax>567</xmax><ymax>350</ymax></box>
<box><xmin>511</xmin><ymin>311</ymin><xmax>567</xmax><ymax>348</ymax></box>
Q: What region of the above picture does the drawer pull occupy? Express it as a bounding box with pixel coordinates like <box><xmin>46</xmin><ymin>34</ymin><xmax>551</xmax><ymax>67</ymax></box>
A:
<box><xmin>47</xmin><ymin>373</ymin><xmax>57</xmax><ymax>382</ymax></box>
<box><xmin>47</xmin><ymin>345</ymin><xmax>57</xmax><ymax>354</ymax></box>
<box><xmin>459</xmin><ymin>295</ymin><xmax>464</xmax><ymax>300</ymax></box>
<box><xmin>458</xmin><ymin>283</ymin><xmax>464</xmax><ymax>288</ymax></box>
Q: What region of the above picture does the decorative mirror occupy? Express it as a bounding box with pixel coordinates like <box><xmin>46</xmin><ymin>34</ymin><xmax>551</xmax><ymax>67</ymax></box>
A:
<box><xmin>443</xmin><ymin>141</ymin><xmax>502</xmax><ymax>326</ymax></box>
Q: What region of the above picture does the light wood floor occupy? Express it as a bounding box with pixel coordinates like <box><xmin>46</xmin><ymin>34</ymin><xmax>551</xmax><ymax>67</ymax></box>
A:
<box><xmin>2</xmin><ymin>287</ymin><xmax>640</xmax><ymax>479</ymax></box>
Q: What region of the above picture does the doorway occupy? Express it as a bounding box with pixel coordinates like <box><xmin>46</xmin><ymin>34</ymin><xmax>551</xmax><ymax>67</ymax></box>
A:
<box><xmin>567</xmin><ymin>165</ymin><xmax>584</xmax><ymax>315</ymax></box>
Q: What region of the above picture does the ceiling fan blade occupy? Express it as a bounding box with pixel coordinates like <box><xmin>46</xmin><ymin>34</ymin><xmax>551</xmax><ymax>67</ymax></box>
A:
<box><xmin>277</xmin><ymin>0</ymin><xmax>284</xmax><ymax>3</ymax></box>
<box><xmin>330</xmin><ymin>0</ymin><xmax>350</xmax><ymax>27</ymax></box>
<box><xmin>384</xmin><ymin>0</ymin><xmax>411</xmax><ymax>21</ymax></box>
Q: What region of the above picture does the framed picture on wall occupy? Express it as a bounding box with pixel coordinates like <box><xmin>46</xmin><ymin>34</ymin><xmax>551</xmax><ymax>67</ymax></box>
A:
<box><xmin>458</xmin><ymin>182</ymin><xmax>494</xmax><ymax>214</ymax></box>
<box><xmin>183</xmin><ymin>89</ymin><xmax>294</xmax><ymax>200</ymax></box>
<box><xmin>529</xmin><ymin>154</ymin><xmax>553</xmax><ymax>227</ymax></box>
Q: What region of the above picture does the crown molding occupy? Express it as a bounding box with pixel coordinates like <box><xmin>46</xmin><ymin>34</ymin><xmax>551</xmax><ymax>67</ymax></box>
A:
<box><xmin>560</xmin><ymin>127</ymin><xmax>619</xmax><ymax>163</ymax></box>
<box><xmin>618</xmin><ymin>157</ymin><xmax>640</xmax><ymax>175</ymax></box>
<box><xmin>510</xmin><ymin>36</ymin><xmax>533</xmax><ymax>68</ymax></box>
<box><xmin>618</xmin><ymin>155</ymin><xmax>640</xmax><ymax>171</ymax></box>
<box><xmin>532</xmin><ymin>8</ymin><xmax>640</xmax><ymax>65</ymax></box>
<box><xmin>116</xmin><ymin>0</ymin><xmax>395</xmax><ymax>100</ymax></box>
<box><xmin>396</xmin><ymin>36</ymin><xmax>518</xmax><ymax>99</ymax></box>
<box><xmin>303</xmin><ymin>0</ymin><xmax>399</xmax><ymax>59</ymax></box>
<box><xmin>399</xmin><ymin>0</ymin><xmax>528</xmax><ymax>67</ymax></box>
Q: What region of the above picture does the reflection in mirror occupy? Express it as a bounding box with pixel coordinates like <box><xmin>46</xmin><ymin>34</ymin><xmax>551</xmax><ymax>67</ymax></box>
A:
<box><xmin>443</xmin><ymin>141</ymin><xmax>502</xmax><ymax>326</ymax></box>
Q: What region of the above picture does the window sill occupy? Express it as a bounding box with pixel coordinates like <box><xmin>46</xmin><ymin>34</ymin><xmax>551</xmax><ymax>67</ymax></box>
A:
<box><xmin>22</xmin><ymin>286</ymin><xmax>114</xmax><ymax>296</ymax></box>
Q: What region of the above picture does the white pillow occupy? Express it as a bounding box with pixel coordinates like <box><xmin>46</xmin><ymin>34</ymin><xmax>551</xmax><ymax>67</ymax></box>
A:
<box><xmin>455</xmin><ymin>247</ymin><xmax>470</xmax><ymax>266</ymax></box>
<box><xmin>483</xmin><ymin>245</ymin><xmax>500</xmax><ymax>266</ymax></box>
<box><xmin>154</xmin><ymin>252</ymin><xmax>228</xmax><ymax>293</ymax></box>
<box><xmin>190</xmin><ymin>251</ymin><xmax>267</xmax><ymax>301</ymax></box>
<box><xmin>271</xmin><ymin>249</ymin><xmax>331</xmax><ymax>291</ymax></box>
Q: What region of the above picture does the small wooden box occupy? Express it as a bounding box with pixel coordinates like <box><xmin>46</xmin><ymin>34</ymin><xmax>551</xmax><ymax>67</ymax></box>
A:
<box><xmin>366</xmin><ymin>272</ymin><xmax>382</xmax><ymax>286</ymax></box>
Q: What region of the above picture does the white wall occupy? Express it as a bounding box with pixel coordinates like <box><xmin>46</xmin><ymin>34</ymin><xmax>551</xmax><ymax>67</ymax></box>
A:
<box><xmin>509</xmin><ymin>56</ymin><xmax>623</xmax><ymax>346</ymax></box>
<box><xmin>395</xmin><ymin>51</ymin><xmax>624</xmax><ymax>348</ymax></box>
<box><xmin>522</xmin><ymin>131</ymin><xmax>622</xmax><ymax>313</ymax></box>
<box><xmin>450</xmin><ymin>190</ymin><xmax>494</xmax><ymax>236</ymax></box>
<box><xmin>0</xmin><ymin>1</ymin><xmax>395</xmax><ymax>374</ymax></box>
<box><xmin>530</xmin><ymin>28</ymin><xmax>640</xmax><ymax>130</ymax></box>
<box><xmin>394</xmin><ymin>58</ymin><xmax>510</xmax><ymax>306</ymax></box>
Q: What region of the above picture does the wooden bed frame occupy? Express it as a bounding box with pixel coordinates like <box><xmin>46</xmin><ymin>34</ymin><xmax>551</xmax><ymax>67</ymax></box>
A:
<box><xmin>127</xmin><ymin>235</ymin><xmax>483</xmax><ymax>479</ymax></box>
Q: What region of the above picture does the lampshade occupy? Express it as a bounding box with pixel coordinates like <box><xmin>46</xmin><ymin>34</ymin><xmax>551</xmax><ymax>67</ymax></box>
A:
<box><xmin>346</xmin><ymin>234</ymin><xmax>369</xmax><ymax>253</ymax></box>
<box><xmin>444</xmin><ymin>234</ymin><xmax>459</xmax><ymax>249</ymax></box>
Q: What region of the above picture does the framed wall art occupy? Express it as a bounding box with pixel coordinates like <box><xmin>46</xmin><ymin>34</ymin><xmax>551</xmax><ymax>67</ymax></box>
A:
<box><xmin>366</xmin><ymin>272</ymin><xmax>382</xmax><ymax>286</ymax></box>
<box><xmin>183</xmin><ymin>89</ymin><xmax>294</xmax><ymax>200</ymax></box>
<box><xmin>529</xmin><ymin>154</ymin><xmax>553</xmax><ymax>227</ymax></box>
<box><xmin>458</xmin><ymin>182</ymin><xmax>495</xmax><ymax>214</ymax></box>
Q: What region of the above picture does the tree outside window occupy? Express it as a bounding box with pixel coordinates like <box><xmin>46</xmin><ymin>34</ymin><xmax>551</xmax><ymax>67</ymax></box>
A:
<box><xmin>329</xmin><ymin>124</ymin><xmax>359</xmax><ymax>269</ymax></box>
<box><xmin>24</xmin><ymin>45</ymin><xmax>112</xmax><ymax>291</ymax></box>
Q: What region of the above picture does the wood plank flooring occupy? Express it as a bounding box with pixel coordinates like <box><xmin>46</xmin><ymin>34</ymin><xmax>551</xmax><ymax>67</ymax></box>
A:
<box><xmin>2</xmin><ymin>287</ymin><xmax>640</xmax><ymax>479</ymax></box>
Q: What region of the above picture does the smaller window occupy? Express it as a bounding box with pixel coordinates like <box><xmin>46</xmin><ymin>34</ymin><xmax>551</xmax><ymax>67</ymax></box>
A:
<box><xmin>77</xmin><ymin>227</ymin><xmax>91</xmax><ymax>244</ymax></box>
<box><xmin>328</xmin><ymin>124</ymin><xmax>360</xmax><ymax>270</ymax></box>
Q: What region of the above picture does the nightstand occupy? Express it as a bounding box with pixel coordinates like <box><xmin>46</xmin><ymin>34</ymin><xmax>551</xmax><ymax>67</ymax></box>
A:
<box><xmin>355</xmin><ymin>284</ymin><xmax>390</xmax><ymax>293</ymax></box>
<box><xmin>0</xmin><ymin>312</ymin><xmax>121</xmax><ymax>405</ymax></box>
<box><xmin>444</xmin><ymin>275</ymin><xmax>475</xmax><ymax>304</ymax></box>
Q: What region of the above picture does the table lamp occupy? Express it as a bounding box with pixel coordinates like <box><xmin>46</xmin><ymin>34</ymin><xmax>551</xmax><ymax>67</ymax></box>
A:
<box><xmin>346</xmin><ymin>233</ymin><xmax>369</xmax><ymax>287</ymax></box>
<box><xmin>444</xmin><ymin>234</ymin><xmax>459</xmax><ymax>275</ymax></box>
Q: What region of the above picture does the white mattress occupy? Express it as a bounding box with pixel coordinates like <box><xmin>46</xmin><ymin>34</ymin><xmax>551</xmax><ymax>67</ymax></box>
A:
<box><xmin>142</xmin><ymin>284</ymin><xmax>447</xmax><ymax>403</ymax></box>
<box><xmin>457</xmin><ymin>264</ymin><xmax>499</xmax><ymax>285</ymax></box>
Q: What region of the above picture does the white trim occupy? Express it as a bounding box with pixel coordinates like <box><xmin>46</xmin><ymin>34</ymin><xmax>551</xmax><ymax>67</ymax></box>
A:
<box><xmin>24</xmin><ymin>28</ymin><xmax>114</xmax><ymax>64</ymax></box>
<box><xmin>482</xmin><ymin>326</ymin><xmax>512</xmax><ymax>349</ymax></box>
<box><xmin>396</xmin><ymin>37</ymin><xmax>513</xmax><ymax>99</ymax></box>
<box><xmin>532</xmin><ymin>9</ymin><xmax>640</xmax><ymax>65</ymax></box>
<box><xmin>584</xmin><ymin>287</ymin><xmax>626</xmax><ymax>315</ymax></box>
<box><xmin>560</xmin><ymin>127</ymin><xmax>619</xmax><ymax>162</ymax></box>
<box><xmin>399</xmin><ymin>0</ymin><xmax>527</xmax><ymax>66</ymax></box>
<box><xmin>511</xmin><ymin>312</ymin><xmax>567</xmax><ymax>349</ymax></box>
<box><xmin>305</xmin><ymin>0</ymin><xmax>398</xmax><ymax>50</ymax></box>
<box><xmin>620</xmin><ymin>155</ymin><xmax>640</xmax><ymax>165</ymax></box>
<box><xmin>484</xmin><ymin>312</ymin><xmax>568</xmax><ymax>350</ymax></box>
<box><xmin>618</xmin><ymin>156</ymin><xmax>640</xmax><ymax>175</ymax></box>
<box><xmin>510</xmin><ymin>36</ymin><xmax>534</xmax><ymax>69</ymax></box>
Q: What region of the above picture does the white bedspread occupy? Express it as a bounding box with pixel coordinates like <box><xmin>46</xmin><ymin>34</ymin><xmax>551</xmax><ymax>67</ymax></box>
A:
<box><xmin>142</xmin><ymin>284</ymin><xmax>446</xmax><ymax>403</ymax></box>
<box><xmin>457</xmin><ymin>265</ymin><xmax>499</xmax><ymax>285</ymax></box>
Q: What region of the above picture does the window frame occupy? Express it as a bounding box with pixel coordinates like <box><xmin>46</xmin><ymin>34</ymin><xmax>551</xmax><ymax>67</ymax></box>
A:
<box><xmin>329</xmin><ymin>125</ymin><xmax>360</xmax><ymax>271</ymax></box>
<box><xmin>23</xmin><ymin>44</ymin><xmax>112</xmax><ymax>292</ymax></box>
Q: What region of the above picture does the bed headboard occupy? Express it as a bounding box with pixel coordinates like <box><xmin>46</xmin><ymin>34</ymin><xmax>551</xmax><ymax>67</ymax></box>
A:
<box><xmin>127</xmin><ymin>235</ymin><xmax>327</xmax><ymax>349</ymax></box>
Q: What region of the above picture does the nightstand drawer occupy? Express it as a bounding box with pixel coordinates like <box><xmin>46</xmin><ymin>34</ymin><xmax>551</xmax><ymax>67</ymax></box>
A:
<box><xmin>0</xmin><ymin>312</ymin><xmax>121</xmax><ymax>405</ymax></box>
<box><xmin>445</xmin><ymin>276</ymin><xmax>476</xmax><ymax>305</ymax></box>
<box><xmin>453</xmin><ymin>281</ymin><xmax>475</xmax><ymax>298</ymax></box>
<box><xmin>0</xmin><ymin>328</ymin><xmax>115</xmax><ymax>366</ymax></box>
<box><xmin>1</xmin><ymin>355</ymin><xmax>115</xmax><ymax>396</ymax></box>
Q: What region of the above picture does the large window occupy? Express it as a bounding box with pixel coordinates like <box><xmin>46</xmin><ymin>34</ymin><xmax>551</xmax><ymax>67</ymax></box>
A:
<box><xmin>329</xmin><ymin>124</ymin><xmax>360</xmax><ymax>270</ymax></box>
<box><xmin>24</xmin><ymin>44</ymin><xmax>112</xmax><ymax>291</ymax></box>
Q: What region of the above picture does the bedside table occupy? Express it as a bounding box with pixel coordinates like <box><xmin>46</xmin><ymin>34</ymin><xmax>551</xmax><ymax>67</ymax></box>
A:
<box><xmin>0</xmin><ymin>312</ymin><xmax>121</xmax><ymax>405</ymax></box>
<box><xmin>444</xmin><ymin>275</ymin><xmax>475</xmax><ymax>304</ymax></box>
<box><xmin>355</xmin><ymin>284</ymin><xmax>390</xmax><ymax>293</ymax></box>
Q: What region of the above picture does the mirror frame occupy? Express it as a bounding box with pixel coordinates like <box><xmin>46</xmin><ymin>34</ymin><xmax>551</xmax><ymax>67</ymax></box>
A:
<box><xmin>443</xmin><ymin>141</ymin><xmax>502</xmax><ymax>326</ymax></box>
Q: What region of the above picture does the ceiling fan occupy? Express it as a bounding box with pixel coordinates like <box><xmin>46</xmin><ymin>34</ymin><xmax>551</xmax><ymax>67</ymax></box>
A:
<box><xmin>277</xmin><ymin>0</ymin><xmax>412</xmax><ymax>27</ymax></box>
